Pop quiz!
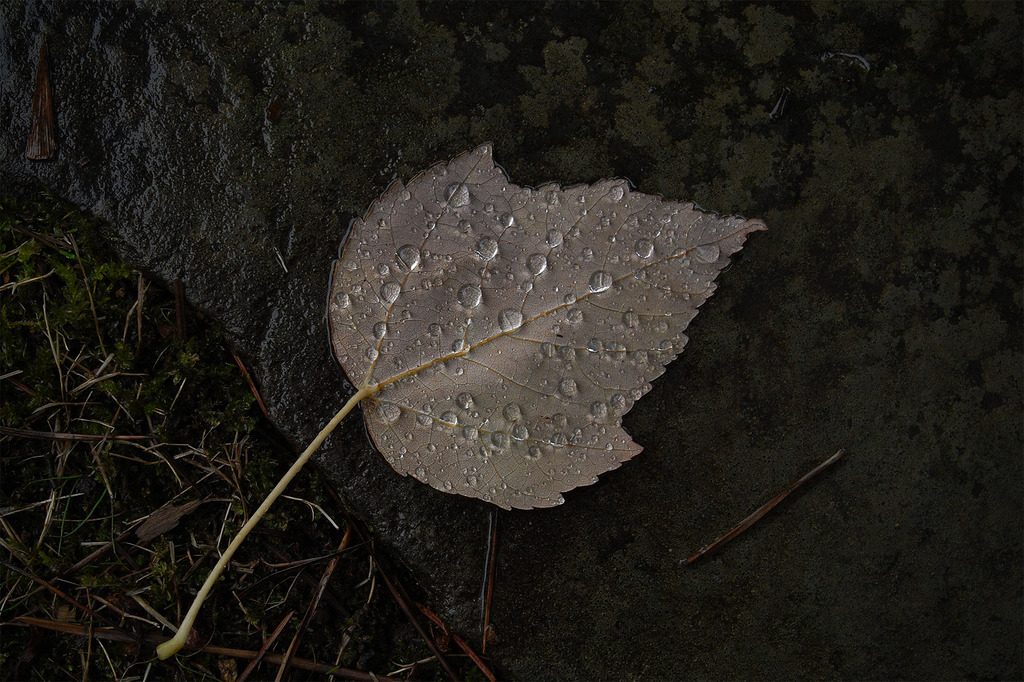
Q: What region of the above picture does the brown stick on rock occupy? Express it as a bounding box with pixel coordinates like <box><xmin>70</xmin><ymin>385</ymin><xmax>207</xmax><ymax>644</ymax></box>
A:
<box><xmin>27</xmin><ymin>34</ymin><xmax>56</xmax><ymax>160</ymax></box>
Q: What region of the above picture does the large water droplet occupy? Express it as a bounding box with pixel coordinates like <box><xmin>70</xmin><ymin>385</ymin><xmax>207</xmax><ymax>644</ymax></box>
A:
<box><xmin>373</xmin><ymin>322</ymin><xmax>388</xmax><ymax>339</ymax></box>
<box><xmin>694</xmin><ymin>243</ymin><xmax>721</xmax><ymax>262</ymax></box>
<box><xmin>589</xmin><ymin>271</ymin><xmax>612</xmax><ymax>293</ymax></box>
<box><xmin>331</xmin><ymin>291</ymin><xmax>350</xmax><ymax>310</ymax></box>
<box><xmin>498</xmin><ymin>309</ymin><xmax>523</xmax><ymax>332</ymax></box>
<box><xmin>559</xmin><ymin>378</ymin><xmax>578</xmax><ymax>397</ymax></box>
<box><xmin>609</xmin><ymin>185</ymin><xmax>625</xmax><ymax>202</ymax></box>
<box><xmin>491</xmin><ymin>432</ymin><xmax>510</xmax><ymax>449</ymax></box>
<box><xmin>503</xmin><ymin>403</ymin><xmax>522</xmax><ymax>422</ymax></box>
<box><xmin>590</xmin><ymin>401</ymin><xmax>608</xmax><ymax>420</ymax></box>
<box><xmin>462</xmin><ymin>426</ymin><xmax>479</xmax><ymax>440</ymax></box>
<box><xmin>511</xmin><ymin>424</ymin><xmax>529</xmax><ymax>440</ymax></box>
<box><xmin>439</xmin><ymin>411</ymin><xmax>458</xmax><ymax>426</ymax></box>
<box><xmin>527</xmin><ymin>253</ymin><xmax>548</xmax><ymax>275</ymax></box>
<box><xmin>445</xmin><ymin>182</ymin><xmax>471</xmax><ymax>207</ymax></box>
<box><xmin>414</xmin><ymin>465</ymin><xmax>427</xmax><ymax>481</ymax></box>
<box><xmin>499</xmin><ymin>213</ymin><xmax>514</xmax><ymax>228</ymax></box>
<box><xmin>458</xmin><ymin>284</ymin><xmax>482</xmax><ymax>308</ymax></box>
<box><xmin>526</xmin><ymin>445</ymin><xmax>542</xmax><ymax>461</ymax></box>
<box><xmin>546</xmin><ymin>230</ymin><xmax>563</xmax><ymax>247</ymax></box>
<box><xmin>379</xmin><ymin>402</ymin><xmax>401</xmax><ymax>423</ymax></box>
<box><xmin>634</xmin><ymin>239</ymin><xmax>654</xmax><ymax>259</ymax></box>
<box><xmin>456</xmin><ymin>392</ymin><xmax>474</xmax><ymax>410</ymax></box>
<box><xmin>475</xmin><ymin>237</ymin><xmax>498</xmax><ymax>261</ymax></box>
<box><xmin>397</xmin><ymin>245</ymin><xmax>421</xmax><ymax>271</ymax></box>
<box><xmin>381</xmin><ymin>282</ymin><xmax>400</xmax><ymax>303</ymax></box>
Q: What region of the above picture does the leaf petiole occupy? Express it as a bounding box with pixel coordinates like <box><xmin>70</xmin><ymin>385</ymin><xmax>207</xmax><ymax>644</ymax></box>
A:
<box><xmin>156</xmin><ymin>382</ymin><xmax>377</xmax><ymax>660</ymax></box>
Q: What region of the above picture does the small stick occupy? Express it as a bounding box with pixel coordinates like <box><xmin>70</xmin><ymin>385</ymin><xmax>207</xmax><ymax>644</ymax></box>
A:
<box><xmin>417</xmin><ymin>603</ymin><xmax>497</xmax><ymax>682</ymax></box>
<box><xmin>237</xmin><ymin>609</ymin><xmax>294</xmax><ymax>682</ymax></box>
<box><xmin>686</xmin><ymin>449</ymin><xmax>846</xmax><ymax>566</ymax></box>
<box><xmin>233</xmin><ymin>352</ymin><xmax>270</xmax><ymax>420</ymax></box>
<box><xmin>26</xmin><ymin>34</ymin><xmax>56</xmax><ymax>160</ymax></box>
<box><xmin>480</xmin><ymin>510</ymin><xmax>498</xmax><ymax>654</ymax></box>
<box><xmin>275</xmin><ymin>525</ymin><xmax>352</xmax><ymax>681</ymax></box>
<box><xmin>14</xmin><ymin>617</ymin><xmax>399</xmax><ymax>680</ymax></box>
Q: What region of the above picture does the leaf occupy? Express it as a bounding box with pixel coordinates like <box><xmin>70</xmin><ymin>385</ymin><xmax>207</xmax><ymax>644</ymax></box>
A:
<box><xmin>156</xmin><ymin>144</ymin><xmax>765</xmax><ymax>659</ymax></box>
<box><xmin>328</xmin><ymin>144</ymin><xmax>765</xmax><ymax>509</ymax></box>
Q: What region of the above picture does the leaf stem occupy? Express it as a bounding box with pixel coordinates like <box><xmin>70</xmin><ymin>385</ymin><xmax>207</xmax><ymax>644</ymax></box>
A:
<box><xmin>156</xmin><ymin>383</ymin><xmax>376</xmax><ymax>660</ymax></box>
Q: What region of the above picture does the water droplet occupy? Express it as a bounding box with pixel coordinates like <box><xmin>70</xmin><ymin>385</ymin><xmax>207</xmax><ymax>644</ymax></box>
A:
<box><xmin>456</xmin><ymin>392</ymin><xmax>474</xmax><ymax>409</ymax></box>
<box><xmin>559</xmin><ymin>378</ymin><xmax>578</xmax><ymax>397</ymax></box>
<box><xmin>452</xmin><ymin>338</ymin><xmax>466</xmax><ymax>352</ymax></box>
<box><xmin>475</xmin><ymin>237</ymin><xmax>498</xmax><ymax>261</ymax></box>
<box><xmin>553</xmin><ymin>413</ymin><xmax>568</xmax><ymax>428</ymax></box>
<box><xmin>589</xmin><ymin>271</ymin><xmax>612</xmax><ymax>293</ymax></box>
<box><xmin>526</xmin><ymin>445</ymin><xmax>542</xmax><ymax>461</ymax></box>
<box><xmin>414</xmin><ymin>465</ymin><xmax>427</xmax><ymax>480</ymax></box>
<box><xmin>439</xmin><ymin>411</ymin><xmax>458</xmax><ymax>426</ymax></box>
<box><xmin>373</xmin><ymin>322</ymin><xmax>388</xmax><ymax>339</ymax></box>
<box><xmin>609</xmin><ymin>185</ymin><xmax>625</xmax><ymax>202</ymax></box>
<box><xmin>587</xmin><ymin>338</ymin><xmax>603</xmax><ymax>353</ymax></box>
<box><xmin>445</xmin><ymin>182</ymin><xmax>471</xmax><ymax>207</ymax></box>
<box><xmin>659</xmin><ymin>340</ymin><xmax>673</xmax><ymax>352</ymax></box>
<box><xmin>331</xmin><ymin>291</ymin><xmax>350</xmax><ymax>310</ymax></box>
<box><xmin>462</xmin><ymin>426</ymin><xmax>479</xmax><ymax>440</ymax></box>
<box><xmin>511</xmin><ymin>424</ymin><xmax>529</xmax><ymax>440</ymax></box>
<box><xmin>694</xmin><ymin>243</ymin><xmax>721</xmax><ymax>262</ymax></box>
<box><xmin>381</xmin><ymin>282</ymin><xmax>400</xmax><ymax>303</ymax></box>
<box><xmin>503</xmin><ymin>403</ymin><xmax>522</xmax><ymax>422</ymax></box>
<box><xmin>397</xmin><ymin>245</ymin><xmax>421</xmax><ymax>271</ymax></box>
<box><xmin>499</xmin><ymin>213</ymin><xmax>515</xmax><ymax>228</ymax></box>
<box><xmin>444</xmin><ymin>480</ymin><xmax>453</xmax><ymax>490</ymax></box>
<box><xmin>546</xmin><ymin>230</ymin><xmax>563</xmax><ymax>247</ymax></box>
<box><xmin>458</xmin><ymin>284</ymin><xmax>482</xmax><ymax>308</ymax></box>
<box><xmin>365</xmin><ymin>347</ymin><xmax>378</xmax><ymax>361</ymax></box>
<box><xmin>527</xmin><ymin>253</ymin><xmax>548</xmax><ymax>275</ymax></box>
<box><xmin>566</xmin><ymin>308</ymin><xmax>583</xmax><ymax>324</ymax></box>
<box><xmin>590</xmin><ymin>401</ymin><xmax>608</xmax><ymax>420</ymax></box>
<box><xmin>428</xmin><ymin>323</ymin><xmax>442</xmax><ymax>336</ymax></box>
<box><xmin>466</xmin><ymin>474</ymin><xmax>479</xmax><ymax>487</ymax></box>
<box><xmin>379</xmin><ymin>402</ymin><xmax>401</xmax><ymax>423</ymax></box>
<box><xmin>634</xmin><ymin>239</ymin><xmax>654</xmax><ymax>259</ymax></box>
<box><xmin>498</xmin><ymin>309</ymin><xmax>523</xmax><ymax>331</ymax></box>
<box><xmin>377</xmin><ymin>263</ymin><xmax>390</xmax><ymax>277</ymax></box>
<box><xmin>610</xmin><ymin>393</ymin><xmax>628</xmax><ymax>411</ymax></box>
<box><xmin>622</xmin><ymin>310</ymin><xmax>639</xmax><ymax>328</ymax></box>
<box><xmin>491</xmin><ymin>432</ymin><xmax>510</xmax><ymax>449</ymax></box>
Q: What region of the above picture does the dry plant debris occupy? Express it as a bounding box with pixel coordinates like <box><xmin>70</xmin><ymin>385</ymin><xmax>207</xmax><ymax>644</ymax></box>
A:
<box><xmin>0</xmin><ymin>194</ymin><xmax>477</xmax><ymax>680</ymax></box>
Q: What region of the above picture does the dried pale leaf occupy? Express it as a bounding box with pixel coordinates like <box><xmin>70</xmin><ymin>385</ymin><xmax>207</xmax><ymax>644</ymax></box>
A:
<box><xmin>328</xmin><ymin>144</ymin><xmax>765</xmax><ymax>509</ymax></box>
<box><xmin>136</xmin><ymin>499</ymin><xmax>203</xmax><ymax>542</ymax></box>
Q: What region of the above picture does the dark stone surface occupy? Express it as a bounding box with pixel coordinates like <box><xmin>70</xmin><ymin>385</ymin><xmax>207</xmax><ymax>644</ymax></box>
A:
<box><xmin>2</xmin><ymin>1</ymin><xmax>1020</xmax><ymax>678</ymax></box>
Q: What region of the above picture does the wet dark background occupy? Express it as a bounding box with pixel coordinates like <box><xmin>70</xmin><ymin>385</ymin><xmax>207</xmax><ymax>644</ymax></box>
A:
<box><xmin>2</xmin><ymin>1</ymin><xmax>1021</xmax><ymax>678</ymax></box>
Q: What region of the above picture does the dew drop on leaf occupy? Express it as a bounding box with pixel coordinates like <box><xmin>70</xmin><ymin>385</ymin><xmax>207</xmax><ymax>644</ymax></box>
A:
<box><xmin>589</xmin><ymin>271</ymin><xmax>612</xmax><ymax>293</ymax></box>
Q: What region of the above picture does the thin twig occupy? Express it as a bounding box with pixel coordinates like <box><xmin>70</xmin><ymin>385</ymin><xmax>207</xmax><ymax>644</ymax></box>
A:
<box><xmin>0</xmin><ymin>425</ymin><xmax>147</xmax><ymax>442</ymax></box>
<box><xmin>481</xmin><ymin>509</ymin><xmax>498</xmax><ymax>655</ymax></box>
<box><xmin>12</xmin><ymin>617</ymin><xmax>400</xmax><ymax>681</ymax></box>
<box><xmin>686</xmin><ymin>449</ymin><xmax>846</xmax><ymax>565</ymax></box>
<box><xmin>276</xmin><ymin>524</ymin><xmax>353</xmax><ymax>680</ymax></box>
<box><xmin>238</xmin><ymin>609</ymin><xmax>295</xmax><ymax>682</ymax></box>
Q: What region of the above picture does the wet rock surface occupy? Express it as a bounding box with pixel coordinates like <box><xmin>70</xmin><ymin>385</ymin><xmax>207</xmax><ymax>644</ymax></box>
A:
<box><xmin>2</xmin><ymin>2</ymin><xmax>1020</xmax><ymax>678</ymax></box>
